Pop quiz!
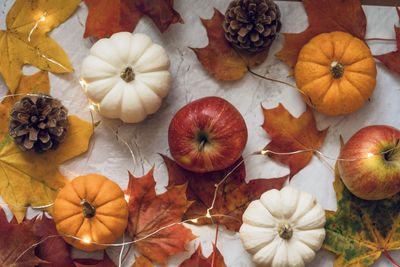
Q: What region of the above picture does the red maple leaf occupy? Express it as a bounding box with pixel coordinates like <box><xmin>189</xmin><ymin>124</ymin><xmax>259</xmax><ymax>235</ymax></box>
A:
<box><xmin>163</xmin><ymin>155</ymin><xmax>287</xmax><ymax>232</ymax></box>
<box><xmin>180</xmin><ymin>245</ymin><xmax>227</xmax><ymax>267</ymax></box>
<box><xmin>262</xmin><ymin>104</ymin><xmax>328</xmax><ymax>179</ymax></box>
<box><xmin>84</xmin><ymin>0</ymin><xmax>183</xmax><ymax>38</ymax></box>
<box><xmin>126</xmin><ymin>170</ymin><xmax>196</xmax><ymax>265</ymax></box>
<box><xmin>375</xmin><ymin>7</ymin><xmax>400</xmax><ymax>75</ymax></box>
<box><xmin>0</xmin><ymin>208</ymin><xmax>45</xmax><ymax>266</ymax></box>
<box><xmin>277</xmin><ymin>0</ymin><xmax>366</xmax><ymax>68</ymax></box>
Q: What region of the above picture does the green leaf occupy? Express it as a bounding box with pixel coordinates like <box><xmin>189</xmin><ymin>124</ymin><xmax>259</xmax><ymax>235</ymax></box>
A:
<box><xmin>323</xmin><ymin>166</ymin><xmax>400</xmax><ymax>267</ymax></box>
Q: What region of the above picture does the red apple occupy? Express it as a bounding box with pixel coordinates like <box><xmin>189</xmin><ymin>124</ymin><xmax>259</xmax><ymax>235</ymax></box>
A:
<box><xmin>168</xmin><ymin>96</ymin><xmax>248</xmax><ymax>173</ymax></box>
<box><xmin>338</xmin><ymin>125</ymin><xmax>400</xmax><ymax>200</ymax></box>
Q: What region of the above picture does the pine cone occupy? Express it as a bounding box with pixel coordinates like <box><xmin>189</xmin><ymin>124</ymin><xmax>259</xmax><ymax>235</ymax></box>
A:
<box><xmin>223</xmin><ymin>0</ymin><xmax>281</xmax><ymax>53</ymax></box>
<box><xmin>9</xmin><ymin>94</ymin><xmax>69</xmax><ymax>153</ymax></box>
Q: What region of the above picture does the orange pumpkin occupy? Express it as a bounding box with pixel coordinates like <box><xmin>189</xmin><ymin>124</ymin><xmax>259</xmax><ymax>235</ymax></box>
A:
<box><xmin>53</xmin><ymin>174</ymin><xmax>128</xmax><ymax>251</ymax></box>
<box><xmin>295</xmin><ymin>31</ymin><xmax>377</xmax><ymax>116</ymax></box>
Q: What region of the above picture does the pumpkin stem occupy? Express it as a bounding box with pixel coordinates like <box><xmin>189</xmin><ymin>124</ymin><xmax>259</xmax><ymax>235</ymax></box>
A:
<box><xmin>330</xmin><ymin>61</ymin><xmax>344</xmax><ymax>79</ymax></box>
<box><xmin>278</xmin><ymin>223</ymin><xmax>293</xmax><ymax>240</ymax></box>
<box><xmin>121</xmin><ymin>67</ymin><xmax>135</xmax><ymax>83</ymax></box>
<box><xmin>81</xmin><ymin>199</ymin><xmax>96</xmax><ymax>218</ymax></box>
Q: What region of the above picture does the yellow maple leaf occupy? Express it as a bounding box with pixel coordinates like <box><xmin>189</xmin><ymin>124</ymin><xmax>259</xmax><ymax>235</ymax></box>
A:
<box><xmin>0</xmin><ymin>0</ymin><xmax>79</xmax><ymax>92</ymax></box>
<box><xmin>0</xmin><ymin>71</ymin><xmax>93</xmax><ymax>222</ymax></box>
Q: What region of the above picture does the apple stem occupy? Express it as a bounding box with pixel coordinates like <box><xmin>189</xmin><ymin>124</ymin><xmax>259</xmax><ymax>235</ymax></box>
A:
<box><xmin>198</xmin><ymin>140</ymin><xmax>206</xmax><ymax>151</ymax></box>
<box><xmin>383</xmin><ymin>250</ymin><xmax>400</xmax><ymax>267</ymax></box>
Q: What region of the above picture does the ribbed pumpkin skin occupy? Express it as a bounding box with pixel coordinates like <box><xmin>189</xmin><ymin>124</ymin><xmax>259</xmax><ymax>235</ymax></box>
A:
<box><xmin>53</xmin><ymin>174</ymin><xmax>128</xmax><ymax>251</ymax></box>
<box><xmin>295</xmin><ymin>31</ymin><xmax>377</xmax><ymax>116</ymax></box>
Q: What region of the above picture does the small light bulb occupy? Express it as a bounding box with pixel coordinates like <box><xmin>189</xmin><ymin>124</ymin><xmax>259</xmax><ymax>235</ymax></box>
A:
<box><xmin>89</xmin><ymin>104</ymin><xmax>96</xmax><ymax>111</ymax></box>
<box><xmin>39</xmin><ymin>15</ymin><xmax>46</xmax><ymax>22</ymax></box>
<box><xmin>82</xmin><ymin>236</ymin><xmax>91</xmax><ymax>244</ymax></box>
<box><xmin>124</xmin><ymin>194</ymin><xmax>130</xmax><ymax>203</ymax></box>
<box><xmin>191</xmin><ymin>218</ymin><xmax>199</xmax><ymax>223</ymax></box>
<box><xmin>205</xmin><ymin>211</ymin><xmax>212</xmax><ymax>219</ymax></box>
<box><xmin>367</xmin><ymin>152</ymin><xmax>374</xmax><ymax>158</ymax></box>
<box><xmin>79</xmin><ymin>79</ymin><xmax>87</xmax><ymax>89</ymax></box>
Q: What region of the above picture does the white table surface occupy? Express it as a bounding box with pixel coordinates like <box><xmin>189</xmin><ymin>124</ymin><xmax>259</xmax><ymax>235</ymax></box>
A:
<box><xmin>1</xmin><ymin>1</ymin><xmax>399</xmax><ymax>266</ymax></box>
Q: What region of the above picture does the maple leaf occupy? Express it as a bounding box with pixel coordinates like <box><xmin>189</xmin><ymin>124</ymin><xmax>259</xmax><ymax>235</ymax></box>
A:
<box><xmin>179</xmin><ymin>245</ymin><xmax>227</xmax><ymax>267</ymax></box>
<box><xmin>375</xmin><ymin>7</ymin><xmax>400</xmax><ymax>75</ymax></box>
<box><xmin>163</xmin><ymin>155</ymin><xmax>287</xmax><ymax>232</ymax></box>
<box><xmin>0</xmin><ymin>72</ymin><xmax>94</xmax><ymax>222</ymax></box>
<box><xmin>277</xmin><ymin>0</ymin><xmax>366</xmax><ymax>68</ymax></box>
<box><xmin>84</xmin><ymin>0</ymin><xmax>183</xmax><ymax>38</ymax></box>
<box><xmin>0</xmin><ymin>208</ymin><xmax>45</xmax><ymax>266</ymax></box>
<box><xmin>262</xmin><ymin>104</ymin><xmax>328</xmax><ymax>179</ymax></box>
<box><xmin>132</xmin><ymin>256</ymin><xmax>154</xmax><ymax>267</ymax></box>
<box><xmin>324</xmin><ymin>165</ymin><xmax>400</xmax><ymax>267</ymax></box>
<box><xmin>191</xmin><ymin>9</ymin><xmax>270</xmax><ymax>81</ymax></box>
<box><xmin>126</xmin><ymin>170</ymin><xmax>196</xmax><ymax>265</ymax></box>
<box><xmin>74</xmin><ymin>255</ymin><xmax>116</xmax><ymax>267</ymax></box>
<box><xmin>32</xmin><ymin>215</ymin><xmax>74</xmax><ymax>267</ymax></box>
<box><xmin>0</xmin><ymin>0</ymin><xmax>78</xmax><ymax>92</ymax></box>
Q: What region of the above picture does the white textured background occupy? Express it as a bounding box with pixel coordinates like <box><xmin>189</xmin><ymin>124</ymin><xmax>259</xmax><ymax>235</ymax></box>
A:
<box><xmin>0</xmin><ymin>1</ymin><xmax>400</xmax><ymax>266</ymax></box>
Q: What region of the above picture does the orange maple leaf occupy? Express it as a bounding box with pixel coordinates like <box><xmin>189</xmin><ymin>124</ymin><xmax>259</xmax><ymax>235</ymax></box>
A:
<box><xmin>163</xmin><ymin>155</ymin><xmax>287</xmax><ymax>232</ymax></box>
<box><xmin>277</xmin><ymin>0</ymin><xmax>366</xmax><ymax>68</ymax></box>
<box><xmin>262</xmin><ymin>104</ymin><xmax>328</xmax><ymax>179</ymax></box>
<box><xmin>126</xmin><ymin>170</ymin><xmax>196</xmax><ymax>265</ymax></box>
<box><xmin>192</xmin><ymin>9</ymin><xmax>270</xmax><ymax>81</ymax></box>
<box><xmin>375</xmin><ymin>7</ymin><xmax>400</xmax><ymax>75</ymax></box>
<box><xmin>180</xmin><ymin>245</ymin><xmax>227</xmax><ymax>267</ymax></box>
<box><xmin>84</xmin><ymin>0</ymin><xmax>183</xmax><ymax>38</ymax></box>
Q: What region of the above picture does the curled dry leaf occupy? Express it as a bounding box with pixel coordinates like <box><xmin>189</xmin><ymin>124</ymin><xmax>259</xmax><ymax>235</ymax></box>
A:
<box><xmin>126</xmin><ymin>170</ymin><xmax>196</xmax><ymax>265</ymax></box>
<box><xmin>375</xmin><ymin>7</ymin><xmax>400</xmax><ymax>75</ymax></box>
<box><xmin>191</xmin><ymin>9</ymin><xmax>271</xmax><ymax>81</ymax></box>
<box><xmin>262</xmin><ymin>104</ymin><xmax>328</xmax><ymax>179</ymax></box>
<box><xmin>324</xmin><ymin>165</ymin><xmax>400</xmax><ymax>267</ymax></box>
<box><xmin>0</xmin><ymin>0</ymin><xmax>77</xmax><ymax>92</ymax></box>
<box><xmin>179</xmin><ymin>245</ymin><xmax>227</xmax><ymax>267</ymax></box>
<box><xmin>0</xmin><ymin>208</ymin><xmax>45</xmax><ymax>266</ymax></box>
<box><xmin>0</xmin><ymin>72</ymin><xmax>94</xmax><ymax>222</ymax></box>
<box><xmin>163</xmin><ymin>155</ymin><xmax>287</xmax><ymax>232</ymax></box>
<box><xmin>84</xmin><ymin>0</ymin><xmax>183</xmax><ymax>38</ymax></box>
<box><xmin>277</xmin><ymin>0</ymin><xmax>366</xmax><ymax>68</ymax></box>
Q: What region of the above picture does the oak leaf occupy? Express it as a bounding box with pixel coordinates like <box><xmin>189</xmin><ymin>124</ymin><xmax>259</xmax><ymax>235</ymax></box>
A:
<box><xmin>180</xmin><ymin>245</ymin><xmax>227</xmax><ymax>267</ymax></box>
<box><xmin>192</xmin><ymin>9</ymin><xmax>270</xmax><ymax>81</ymax></box>
<box><xmin>0</xmin><ymin>208</ymin><xmax>45</xmax><ymax>266</ymax></box>
<box><xmin>163</xmin><ymin>155</ymin><xmax>287</xmax><ymax>232</ymax></box>
<box><xmin>375</xmin><ymin>7</ymin><xmax>400</xmax><ymax>75</ymax></box>
<box><xmin>126</xmin><ymin>170</ymin><xmax>196</xmax><ymax>265</ymax></box>
<box><xmin>84</xmin><ymin>0</ymin><xmax>183</xmax><ymax>38</ymax></box>
<box><xmin>0</xmin><ymin>72</ymin><xmax>94</xmax><ymax>222</ymax></box>
<box><xmin>323</xmin><ymin>166</ymin><xmax>400</xmax><ymax>267</ymax></box>
<box><xmin>277</xmin><ymin>0</ymin><xmax>366</xmax><ymax>68</ymax></box>
<box><xmin>262</xmin><ymin>104</ymin><xmax>328</xmax><ymax>179</ymax></box>
<box><xmin>0</xmin><ymin>0</ymin><xmax>78</xmax><ymax>92</ymax></box>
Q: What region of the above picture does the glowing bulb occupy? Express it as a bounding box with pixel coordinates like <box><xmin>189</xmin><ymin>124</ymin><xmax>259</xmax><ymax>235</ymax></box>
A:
<box><xmin>367</xmin><ymin>152</ymin><xmax>374</xmax><ymax>158</ymax></box>
<box><xmin>124</xmin><ymin>194</ymin><xmax>130</xmax><ymax>203</ymax></box>
<box><xmin>82</xmin><ymin>236</ymin><xmax>92</xmax><ymax>244</ymax></box>
<box><xmin>205</xmin><ymin>211</ymin><xmax>212</xmax><ymax>219</ymax></box>
<box><xmin>39</xmin><ymin>15</ymin><xmax>46</xmax><ymax>22</ymax></box>
<box><xmin>261</xmin><ymin>149</ymin><xmax>268</xmax><ymax>155</ymax></box>
<box><xmin>89</xmin><ymin>104</ymin><xmax>96</xmax><ymax>111</ymax></box>
<box><xmin>191</xmin><ymin>218</ymin><xmax>199</xmax><ymax>223</ymax></box>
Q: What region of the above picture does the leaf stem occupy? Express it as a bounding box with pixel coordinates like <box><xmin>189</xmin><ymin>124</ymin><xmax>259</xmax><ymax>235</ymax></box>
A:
<box><xmin>365</xmin><ymin>38</ymin><xmax>396</xmax><ymax>42</ymax></box>
<box><xmin>383</xmin><ymin>250</ymin><xmax>400</xmax><ymax>267</ymax></box>
<box><xmin>247</xmin><ymin>67</ymin><xmax>297</xmax><ymax>89</ymax></box>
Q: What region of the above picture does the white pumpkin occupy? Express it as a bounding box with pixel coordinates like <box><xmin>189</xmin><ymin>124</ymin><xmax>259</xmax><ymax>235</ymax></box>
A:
<box><xmin>80</xmin><ymin>32</ymin><xmax>172</xmax><ymax>123</ymax></box>
<box><xmin>239</xmin><ymin>187</ymin><xmax>326</xmax><ymax>267</ymax></box>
